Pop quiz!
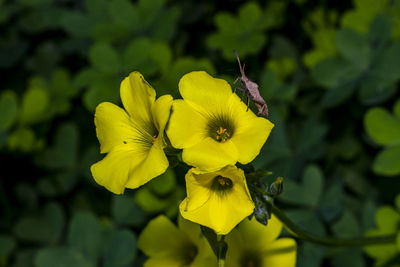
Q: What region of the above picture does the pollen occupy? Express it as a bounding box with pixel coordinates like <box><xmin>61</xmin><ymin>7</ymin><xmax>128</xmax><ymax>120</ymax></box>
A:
<box><xmin>211</xmin><ymin>175</ymin><xmax>233</xmax><ymax>192</ymax></box>
<box><xmin>215</xmin><ymin>127</ymin><xmax>231</xmax><ymax>142</ymax></box>
<box><xmin>217</xmin><ymin>127</ymin><xmax>227</xmax><ymax>135</ymax></box>
<box><xmin>152</xmin><ymin>135</ymin><xmax>157</xmax><ymax>143</ymax></box>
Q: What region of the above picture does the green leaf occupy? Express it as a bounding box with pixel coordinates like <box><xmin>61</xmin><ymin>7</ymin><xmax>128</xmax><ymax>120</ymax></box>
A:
<box><xmin>206</xmin><ymin>1</ymin><xmax>281</xmax><ymax>60</ymax></box>
<box><xmin>395</xmin><ymin>194</ymin><xmax>400</xmax><ymax>210</ymax></box>
<box><xmin>83</xmin><ymin>75</ymin><xmax>120</xmax><ymax>111</ymax></box>
<box><xmin>112</xmin><ymin>195</ymin><xmax>146</xmax><ymax>226</ymax></box>
<box><xmin>375</xmin><ymin>206</ymin><xmax>400</xmax><ymax>232</ymax></box>
<box><xmin>19</xmin><ymin>86</ymin><xmax>50</xmax><ymax>125</ymax></box>
<box><xmin>374</xmin><ymin>41</ymin><xmax>400</xmax><ymax>83</ymax></box>
<box><xmin>17</xmin><ymin>0</ymin><xmax>52</xmax><ymax>6</ymax></box>
<box><xmin>0</xmin><ymin>90</ymin><xmax>18</xmax><ymax>131</ymax></box>
<box><xmin>34</xmin><ymin>247</ymin><xmax>91</xmax><ymax>267</ymax></box>
<box><xmin>321</xmin><ymin>82</ymin><xmax>357</xmax><ymax>108</ymax></box>
<box><xmin>14</xmin><ymin>202</ymin><xmax>65</xmax><ymax>244</ymax></box>
<box><xmin>364</xmin><ymin>204</ymin><xmax>400</xmax><ymax>260</ymax></box>
<box><xmin>60</xmin><ymin>11</ymin><xmax>93</xmax><ymax>38</ymax></box>
<box><xmin>37</xmin><ymin>123</ymin><xmax>79</xmax><ymax>170</ymax></box>
<box><xmin>331</xmin><ymin>248</ymin><xmax>365</xmax><ymax>267</ymax></box>
<box><xmin>89</xmin><ymin>43</ymin><xmax>120</xmax><ymax>74</ymax></box>
<box><xmin>109</xmin><ymin>0</ymin><xmax>138</xmax><ymax>28</ymax></box>
<box><xmin>67</xmin><ymin>212</ymin><xmax>102</xmax><ymax>261</ymax></box>
<box><xmin>358</xmin><ymin>76</ymin><xmax>396</xmax><ymax>105</ymax></box>
<box><xmin>336</xmin><ymin>28</ymin><xmax>370</xmax><ymax>70</ymax></box>
<box><xmin>285</xmin><ymin>209</ymin><xmax>325</xmax><ymax>235</ymax></box>
<box><xmin>296</xmin><ymin>117</ymin><xmax>328</xmax><ymax>154</ymax></box>
<box><xmin>279</xmin><ymin>165</ymin><xmax>324</xmax><ymax>208</ymax></box>
<box><xmin>122</xmin><ymin>38</ymin><xmax>170</xmax><ymax>76</ymax></box>
<box><xmin>365</xmin><ymin>107</ymin><xmax>400</xmax><ymax>146</ymax></box>
<box><xmin>311</xmin><ymin>58</ymin><xmax>360</xmax><ymax>89</ymax></box>
<box><xmin>362</xmin><ymin>200</ymin><xmax>377</xmax><ymax>232</ymax></box>
<box><xmin>7</xmin><ymin>127</ymin><xmax>43</xmax><ymax>151</ymax></box>
<box><xmin>394</xmin><ymin>99</ymin><xmax>400</xmax><ymax>119</ymax></box>
<box><xmin>102</xmin><ymin>229</ymin><xmax>137</xmax><ymax>267</ymax></box>
<box><xmin>367</xmin><ymin>15</ymin><xmax>392</xmax><ymax>50</ymax></box>
<box><xmin>332</xmin><ymin>210</ymin><xmax>360</xmax><ymax>237</ymax></box>
<box><xmin>156</xmin><ymin>57</ymin><xmax>215</xmax><ymax>97</ymax></box>
<box><xmin>0</xmin><ymin>235</ymin><xmax>16</xmax><ymax>260</ymax></box>
<box><xmin>135</xmin><ymin>186</ymin><xmax>184</xmax><ymax>217</ymax></box>
<box><xmin>297</xmin><ymin>243</ymin><xmax>325</xmax><ymax>267</ymax></box>
<box><xmin>148</xmin><ymin>168</ymin><xmax>176</xmax><ymax>196</ymax></box>
<box><xmin>319</xmin><ymin>181</ymin><xmax>343</xmax><ymax>222</ymax></box>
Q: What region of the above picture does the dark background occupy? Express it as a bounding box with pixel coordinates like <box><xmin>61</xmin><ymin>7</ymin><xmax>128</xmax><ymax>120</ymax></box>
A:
<box><xmin>1</xmin><ymin>0</ymin><xmax>400</xmax><ymax>266</ymax></box>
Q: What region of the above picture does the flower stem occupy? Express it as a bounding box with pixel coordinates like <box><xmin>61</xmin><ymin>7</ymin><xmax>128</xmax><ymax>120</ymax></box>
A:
<box><xmin>270</xmin><ymin>205</ymin><xmax>396</xmax><ymax>247</ymax></box>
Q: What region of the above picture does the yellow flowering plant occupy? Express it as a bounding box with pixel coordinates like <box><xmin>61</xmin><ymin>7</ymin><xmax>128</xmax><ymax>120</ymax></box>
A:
<box><xmin>179</xmin><ymin>165</ymin><xmax>255</xmax><ymax>235</ymax></box>
<box><xmin>138</xmin><ymin>215</ymin><xmax>216</xmax><ymax>267</ymax></box>
<box><xmin>166</xmin><ymin>71</ymin><xmax>274</xmax><ymax>171</ymax></box>
<box><xmin>91</xmin><ymin>72</ymin><xmax>172</xmax><ymax>194</ymax></box>
<box><xmin>91</xmin><ymin>69</ymin><xmax>397</xmax><ymax>267</ymax></box>
<box><xmin>225</xmin><ymin>216</ymin><xmax>296</xmax><ymax>267</ymax></box>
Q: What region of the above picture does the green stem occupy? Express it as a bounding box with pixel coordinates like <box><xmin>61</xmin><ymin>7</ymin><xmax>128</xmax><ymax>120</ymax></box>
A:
<box><xmin>270</xmin><ymin>205</ymin><xmax>396</xmax><ymax>247</ymax></box>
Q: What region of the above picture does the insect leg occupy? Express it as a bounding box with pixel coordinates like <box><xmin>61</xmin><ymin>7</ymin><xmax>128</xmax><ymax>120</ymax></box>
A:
<box><xmin>234</xmin><ymin>86</ymin><xmax>246</xmax><ymax>93</ymax></box>
<box><xmin>246</xmin><ymin>95</ymin><xmax>250</xmax><ymax>111</ymax></box>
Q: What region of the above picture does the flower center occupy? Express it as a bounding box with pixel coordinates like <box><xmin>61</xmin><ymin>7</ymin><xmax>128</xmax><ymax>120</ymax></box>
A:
<box><xmin>211</xmin><ymin>175</ymin><xmax>233</xmax><ymax>193</ymax></box>
<box><xmin>215</xmin><ymin>127</ymin><xmax>231</xmax><ymax>142</ymax></box>
<box><xmin>180</xmin><ymin>243</ymin><xmax>198</xmax><ymax>265</ymax></box>
<box><xmin>240</xmin><ymin>250</ymin><xmax>262</xmax><ymax>267</ymax></box>
<box><xmin>207</xmin><ymin>114</ymin><xmax>235</xmax><ymax>143</ymax></box>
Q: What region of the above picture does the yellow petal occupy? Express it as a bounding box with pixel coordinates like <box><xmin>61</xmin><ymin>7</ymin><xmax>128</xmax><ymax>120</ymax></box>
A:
<box><xmin>94</xmin><ymin>102</ymin><xmax>137</xmax><ymax>154</ymax></box>
<box><xmin>231</xmin><ymin>116</ymin><xmax>274</xmax><ymax>164</ymax></box>
<box><xmin>191</xmin><ymin>245</ymin><xmax>217</xmax><ymax>267</ymax></box>
<box><xmin>125</xmin><ymin>137</ymin><xmax>169</xmax><ymax>189</ymax></box>
<box><xmin>180</xmin><ymin>166</ymin><xmax>254</xmax><ymax>235</ymax></box>
<box><xmin>151</xmin><ymin>94</ymin><xmax>173</xmax><ymax>133</ymax></box>
<box><xmin>178</xmin><ymin>214</ymin><xmax>203</xmax><ymax>245</ymax></box>
<box><xmin>90</xmin><ymin>144</ymin><xmax>145</xmax><ymax>194</ymax></box>
<box><xmin>180</xmin><ymin>168</ymin><xmax>214</xmax><ymax>211</ymax></box>
<box><xmin>238</xmin><ymin>215</ymin><xmax>283</xmax><ymax>244</ymax></box>
<box><xmin>144</xmin><ymin>257</ymin><xmax>182</xmax><ymax>267</ymax></box>
<box><xmin>262</xmin><ymin>238</ymin><xmax>297</xmax><ymax>267</ymax></box>
<box><xmin>182</xmin><ymin>137</ymin><xmax>238</xmax><ymax>171</ymax></box>
<box><xmin>138</xmin><ymin>215</ymin><xmax>188</xmax><ymax>257</ymax></box>
<box><xmin>166</xmin><ymin>99</ymin><xmax>207</xmax><ymax>149</ymax></box>
<box><xmin>178</xmin><ymin>71</ymin><xmax>233</xmax><ymax>111</ymax></box>
<box><xmin>120</xmin><ymin>72</ymin><xmax>155</xmax><ymax>127</ymax></box>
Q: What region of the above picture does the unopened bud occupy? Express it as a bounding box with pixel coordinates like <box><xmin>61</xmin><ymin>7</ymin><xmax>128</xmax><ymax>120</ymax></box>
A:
<box><xmin>270</xmin><ymin>177</ymin><xmax>283</xmax><ymax>196</ymax></box>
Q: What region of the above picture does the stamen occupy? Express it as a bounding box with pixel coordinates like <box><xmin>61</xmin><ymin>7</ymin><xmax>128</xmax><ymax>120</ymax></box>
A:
<box><xmin>152</xmin><ymin>135</ymin><xmax>157</xmax><ymax>144</ymax></box>
<box><xmin>207</xmin><ymin>113</ymin><xmax>235</xmax><ymax>143</ymax></box>
<box><xmin>215</xmin><ymin>127</ymin><xmax>231</xmax><ymax>142</ymax></box>
<box><xmin>211</xmin><ymin>175</ymin><xmax>233</xmax><ymax>193</ymax></box>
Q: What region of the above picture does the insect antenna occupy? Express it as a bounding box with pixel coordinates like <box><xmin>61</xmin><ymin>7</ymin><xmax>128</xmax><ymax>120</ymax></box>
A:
<box><xmin>234</xmin><ymin>50</ymin><xmax>245</xmax><ymax>77</ymax></box>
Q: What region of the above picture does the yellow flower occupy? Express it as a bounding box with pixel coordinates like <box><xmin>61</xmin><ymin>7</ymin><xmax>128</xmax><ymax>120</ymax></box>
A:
<box><xmin>225</xmin><ymin>216</ymin><xmax>297</xmax><ymax>267</ymax></box>
<box><xmin>166</xmin><ymin>71</ymin><xmax>274</xmax><ymax>171</ymax></box>
<box><xmin>137</xmin><ymin>215</ymin><xmax>216</xmax><ymax>267</ymax></box>
<box><xmin>179</xmin><ymin>165</ymin><xmax>255</xmax><ymax>235</ymax></box>
<box><xmin>91</xmin><ymin>72</ymin><xmax>172</xmax><ymax>194</ymax></box>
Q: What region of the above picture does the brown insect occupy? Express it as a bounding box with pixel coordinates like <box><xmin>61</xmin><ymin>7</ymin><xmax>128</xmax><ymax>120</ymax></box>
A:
<box><xmin>234</xmin><ymin>51</ymin><xmax>269</xmax><ymax>118</ymax></box>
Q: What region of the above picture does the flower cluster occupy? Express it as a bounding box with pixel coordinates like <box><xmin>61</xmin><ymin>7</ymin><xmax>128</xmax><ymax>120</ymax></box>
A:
<box><xmin>91</xmin><ymin>71</ymin><xmax>274</xmax><ymax>234</ymax></box>
<box><xmin>138</xmin><ymin>215</ymin><xmax>296</xmax><ymax>267</ymax></box>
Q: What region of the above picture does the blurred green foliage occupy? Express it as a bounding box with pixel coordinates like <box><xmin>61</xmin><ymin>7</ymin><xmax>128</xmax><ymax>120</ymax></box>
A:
<box><xmin>0</xmin><ymin>0</ymin><xmax>399</xmax><ymax>266</ymax></box>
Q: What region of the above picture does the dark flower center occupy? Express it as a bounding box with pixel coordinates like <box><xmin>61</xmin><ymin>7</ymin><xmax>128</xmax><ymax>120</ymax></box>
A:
<box><xmin>240</xmin><ymin>250</ymin><xmax>262</xmax><ymax>267</ymax></box>
<box><xmin>211</xmin><ymin>175</ymin><xmax>234</xmax><ymax>194</ymax></box>
<box><xmin>207</xmin><ymin>114</ymin><xmax>235</xmax><ymax>142</ymax></box>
